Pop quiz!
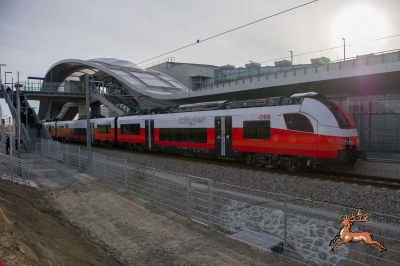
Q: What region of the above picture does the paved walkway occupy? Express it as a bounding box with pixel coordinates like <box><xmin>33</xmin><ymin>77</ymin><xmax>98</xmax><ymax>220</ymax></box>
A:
<box><xmin>0</xmin><ymin>143</ymin><xmax>93</xmax><ymax>188</ymax></box>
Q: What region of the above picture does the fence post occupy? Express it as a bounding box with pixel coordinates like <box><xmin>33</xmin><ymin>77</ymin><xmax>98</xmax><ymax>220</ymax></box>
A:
<box><xmin>57</xmin><ymin>141</ymin><xmax>59</xmax><ymax>158</ymax></box>
<box><xmin>47</xmin><ymin>140</ymin><xmax>50</xmax><ymax>156</ymax></box>
<box><xmin>124</xmin><ymin>159</ymin><xmax>128</xmax><ymax>191</ymax></box>
<box><xmin>207</xmin><ymin>180</ymin><xmax>213</xmax><ymax>230</ymax></box>
<box><xmin>66</xmin><ymin>144</ymin><xmax>69</xmax><ymax>165</ymax></box>
<box><xmin>188</xmin><ymin>175</ymin><xmax>192</xmax><ymax>222</ymax></box>
<box><xmin>27</xmin><ymin>168</ymin><xmax>30</xmax><ymax>187</ymax></box>
<box><xmin>283</xmin><ymin>197</ymin><xmax>288</xmax><ymax>254</ymax></box>
<box><xmin>78</xmin><ymin>146</ymin><xmax>81</xmax><ymax>171</ymax></box>
<box><xmin>152</xmin><ymin>168</ymin><xmax>156</xmax><ymax>204</ymax></box>
<box><xmin>104</xmin><ymin>155</ymin><xmax>107</xmax><ymax>181</ymax></box>
<box><xmin>93</xmin><ymin>152</ymin><xmax>96</xmax><ymax>177</ymax></box>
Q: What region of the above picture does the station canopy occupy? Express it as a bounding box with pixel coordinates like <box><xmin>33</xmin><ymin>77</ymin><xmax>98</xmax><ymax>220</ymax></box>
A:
<box><xmin>44</xmin><ymin>58</ymin><xmax>190</xmax><ymax>96</ymax></box>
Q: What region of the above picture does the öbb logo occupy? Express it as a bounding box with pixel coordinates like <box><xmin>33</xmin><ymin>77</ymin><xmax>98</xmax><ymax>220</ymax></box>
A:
<box><xmin>259</xmin><ymin>114</ymin><xmax>270</xmax><ymax>120</ymax></box>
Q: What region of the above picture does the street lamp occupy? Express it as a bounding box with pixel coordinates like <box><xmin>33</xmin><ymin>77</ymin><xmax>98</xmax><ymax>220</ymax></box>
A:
<box><xmin>290</xmin><ymin>51</ymin><xmax>293</xmax><ymax>66</ymax></box>
<box><xmin>0</xmin><ymin>64</ymin><xmax>6</xmax><ymax>83</ymax></box>
<box><xmin>342</xmin><ymin>38</ymin><xmax>346</xmax><ymax>61</ymax></box>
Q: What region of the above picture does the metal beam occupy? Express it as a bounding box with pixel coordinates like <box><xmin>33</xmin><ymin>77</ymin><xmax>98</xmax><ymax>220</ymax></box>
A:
<box><xmin>85</xmin><ymin>74</ymin><xmax>91</xmax><ymax>152</ymax></box>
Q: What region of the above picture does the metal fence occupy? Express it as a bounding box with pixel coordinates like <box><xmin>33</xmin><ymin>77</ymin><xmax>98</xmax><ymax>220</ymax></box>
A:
<box><xmin>38</xmin><ymin>139</ymin><xmax>400</xmax><ymax>265</ymax></box>
<box><xmin>0</xmin><ymin>153</ymin><xmax>38</xmax><ymax>186</ymax></box>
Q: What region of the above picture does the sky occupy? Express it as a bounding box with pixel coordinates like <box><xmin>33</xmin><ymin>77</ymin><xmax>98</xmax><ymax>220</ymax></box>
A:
<box><xmin>0</xmin><ymin>0</ymin><xmax>400</xmax><ymax>118</ymax></box>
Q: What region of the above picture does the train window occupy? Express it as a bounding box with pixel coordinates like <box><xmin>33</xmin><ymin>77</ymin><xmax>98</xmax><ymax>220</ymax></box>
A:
<box><xmin>318</xmin><ymin>99</ymin><xmax>350</xmax><ymax>127</ymax></box>
<box><xmin>70</xmin><ymin>128</ymin><xmax>86</xmax><ymax>136</ymax></box>
<box><xmin>97</xmin><ymin>124</ymin><xmax>111</xmax><ymax>134</ymax></box>
<box><xmin>121</xmin><ymin>124</ymin><xmax>140</xmax><ymax>135</ymax></box>
<box><xmin>57</xmin><ymin>126</ymin><xmax>65</xmax><ymax>133</ymax></box>
<box><xmin>243</xmin><ymin>121</ymin><xmax>270</xmax><ymax>140</ymax></box>
<box><xmin>159</xmin><ymin>128</ymin><xmax>207</xmax><ymax>143</ymax></box>
<box><xmin>283</xmin><ymin>114</ymin><xmax>313</xmax><ymax>133</ymax></box>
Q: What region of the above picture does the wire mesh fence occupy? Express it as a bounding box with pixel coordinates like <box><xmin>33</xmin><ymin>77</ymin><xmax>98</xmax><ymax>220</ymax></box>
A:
<box><xmin>38</xmin><ymin>139</ymin><xmax>400</xmax><ymax>265</ymax></box>
<box><xmin>0</xmin><ymin>153</ymin><xmax>38</xmax><ymax>186</ymax></box>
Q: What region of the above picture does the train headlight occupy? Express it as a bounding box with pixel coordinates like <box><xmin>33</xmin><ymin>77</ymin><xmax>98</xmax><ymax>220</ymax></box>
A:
<box><xmin>345</xmin><ymin>139</ymin><xmax>352</xmax><ymax>146</ymax></box>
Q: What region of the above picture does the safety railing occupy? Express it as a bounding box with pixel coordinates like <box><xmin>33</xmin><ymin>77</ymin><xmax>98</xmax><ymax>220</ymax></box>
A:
<box><xmin>22</xmin><ymin>94</ymin><xmax>52</xmax><ymax>140</ymax></box>
<box><xmin>22</xmin><ymin>81</ymin><xmax>86</xmax><ymax>95</ymax></box>
<box><xmin>1</xmin><ymin>85</ymin><xmax>31</xmax><ymax>151</ymax></box>
<box><xmin>0</xmin><ymin>153</ymin><xmax>38</xmax><ymax>186</ymax></box>
<box><xmin>38</xmin><ymin>139</ymin><xmax>400</xmax><ymax>265</ymax></box>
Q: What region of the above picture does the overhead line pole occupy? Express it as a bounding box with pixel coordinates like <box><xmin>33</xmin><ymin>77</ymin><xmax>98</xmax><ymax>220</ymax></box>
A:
<box><xmin>86</xmin><ymin>74</ymin><xmax>91</xmax><ymax>152</ymax></box>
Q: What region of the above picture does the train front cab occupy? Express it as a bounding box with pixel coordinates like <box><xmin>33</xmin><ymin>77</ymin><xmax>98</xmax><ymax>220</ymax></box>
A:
<box><xmin>299</xmin><ymin>96</ymin><xmax>366</xmax><ymax>165</ymax></box>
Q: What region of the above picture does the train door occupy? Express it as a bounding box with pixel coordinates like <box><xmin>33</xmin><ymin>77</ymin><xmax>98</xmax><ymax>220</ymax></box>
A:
<box><xmin>145</xmin><ymin>120</ymin><xmax>154</xmax><ymax>149</ymax></box>
<box><xmin>215</xmin><ymin>116</ymin><xmax>232</xmax><ymax>157</ymax></box>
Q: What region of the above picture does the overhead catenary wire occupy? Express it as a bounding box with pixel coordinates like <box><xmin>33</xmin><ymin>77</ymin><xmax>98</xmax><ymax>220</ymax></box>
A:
<box><xmin>137</xmin><ymin>0</ymin><xmax>318</xmax><ymax>65</ymax></box>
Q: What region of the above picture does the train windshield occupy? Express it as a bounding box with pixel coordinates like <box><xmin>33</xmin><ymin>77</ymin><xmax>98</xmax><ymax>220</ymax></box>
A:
<box><xmin>318</xmin><ymin>99</ymin><xmax>351</xmax><ymax>128</ymax></box>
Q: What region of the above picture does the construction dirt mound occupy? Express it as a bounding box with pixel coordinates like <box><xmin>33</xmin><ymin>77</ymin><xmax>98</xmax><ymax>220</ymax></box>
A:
<box><xmin>0</xmin><ymin>180</ymin><xmax>117</xmax><ymax>266</ymax></box>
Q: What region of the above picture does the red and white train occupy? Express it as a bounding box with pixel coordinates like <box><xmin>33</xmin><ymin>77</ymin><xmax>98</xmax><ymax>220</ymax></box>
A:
<box><xmin>44</xmin><ymin>93</ymin><xmax>365</xmax><ymax>171</ymax></box>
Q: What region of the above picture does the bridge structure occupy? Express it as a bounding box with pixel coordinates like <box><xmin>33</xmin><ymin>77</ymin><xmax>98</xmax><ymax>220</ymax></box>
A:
<box><xmin>1</xmin><ymin>49</ymin><xmax>400</xmax><ymax>156</ymax></box>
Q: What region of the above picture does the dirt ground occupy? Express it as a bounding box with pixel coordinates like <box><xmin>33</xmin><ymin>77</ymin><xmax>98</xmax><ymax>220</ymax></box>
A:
<box><xmin>0</xmin><ymin>178</ymin><xmax>300</xmax><ymax>265</ymax></box>
<box><xmin>0</xmin><ymin>179</ymin><xmax>117</xmax><ymax>266</ymax></box>
<box><xmin>47</xmin><ymin>181</ymin><xmax>300</xmax><ymax>266</ymax></box>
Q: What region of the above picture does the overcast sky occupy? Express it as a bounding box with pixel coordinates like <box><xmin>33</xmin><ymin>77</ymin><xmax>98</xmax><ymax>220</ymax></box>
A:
<box><xmin>1</xmin><ymin>0</ymin><xmax>400</xmax><ymax>118</ymax></box>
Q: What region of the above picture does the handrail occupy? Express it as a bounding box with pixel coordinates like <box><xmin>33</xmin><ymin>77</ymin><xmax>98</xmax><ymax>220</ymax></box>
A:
<box><xmin>23</xmin><ymin>94</ymin><xmax>52</xmax><ymax>140</ymax></box>
<box><xmin>0</xmin><ymin>85</ymin><xmax>31</xmax><ymax>151</ymax></box>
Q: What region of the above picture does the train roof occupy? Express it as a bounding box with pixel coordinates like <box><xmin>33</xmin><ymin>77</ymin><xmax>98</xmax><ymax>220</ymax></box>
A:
<box><xmin>163</xmin><ymin>92</ymin><xmax>324</xmax><ymax>113</ymax></box>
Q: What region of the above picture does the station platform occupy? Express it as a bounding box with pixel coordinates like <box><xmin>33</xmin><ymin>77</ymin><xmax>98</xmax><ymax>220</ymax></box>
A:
<box><xmin>332</xmin><ymin>152</ymin><xmax>400</xmax><ymax>179</ymax></box>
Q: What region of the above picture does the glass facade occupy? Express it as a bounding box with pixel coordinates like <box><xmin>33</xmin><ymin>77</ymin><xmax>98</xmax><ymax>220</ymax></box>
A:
<box><xmin>329</xmin><ymin>93</ymin><xmax>400</xmax><ymax>153</ymax></box>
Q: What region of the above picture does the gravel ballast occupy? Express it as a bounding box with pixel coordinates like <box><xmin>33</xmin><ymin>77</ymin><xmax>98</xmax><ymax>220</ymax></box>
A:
<box><xmin>87</xmin><ymin>146</ymin><xmax>400</xmax><ymax>217</ymax></box>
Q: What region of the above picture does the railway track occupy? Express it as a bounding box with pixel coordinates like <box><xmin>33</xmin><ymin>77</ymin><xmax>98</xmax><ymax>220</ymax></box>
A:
<box><xmin>70</xmin><ymin>143</ymin><xmax>400</xmax><ymax>190</ymax></box>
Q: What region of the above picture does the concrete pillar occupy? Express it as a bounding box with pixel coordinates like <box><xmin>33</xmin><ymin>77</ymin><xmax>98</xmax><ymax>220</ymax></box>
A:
<box><xmin>78</xmin><ymin>104</ymin><xmax>87</xmax><ymax>118</ymax></box>
<box><xmin>91</xmin><ymin>104</ymin><xmax>101</xmax><ymax>116</ymax></box>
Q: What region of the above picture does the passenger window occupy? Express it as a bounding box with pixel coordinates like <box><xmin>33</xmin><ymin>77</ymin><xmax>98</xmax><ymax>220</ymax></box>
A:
<box><xmin>159</xmin><ymin>128</ymin><xmax>207</xmax><ymax>143</ymax></box>
<box><xmin>243</xmin><ymin>121</ymin><xmax>270</xmax><ymax>140</ymax></box>
<box><xmin>97</xmin><ymin>124</ymin><xmax>111</xmax><ymax>134</ymax></box>
<box><xmin>121</xmin><ymin>124</ymin><xmax>140</xmax><ymax>135</ymax></box>
<box><xmin>283</xmin><ymin>114</ymin><xmax>313</xmax><ymax>133</ymax></box>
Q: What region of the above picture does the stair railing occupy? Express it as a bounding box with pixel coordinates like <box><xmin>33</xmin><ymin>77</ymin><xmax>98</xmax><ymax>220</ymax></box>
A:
<box><xmin>22</xmin><ymin>94</ymin><xmax>52</xmax><ymax>140</ymax></box>
<box><xmin>1</xmin><ymin>85</ymin><xmax>31</xmax><ymax>151</ymax></box>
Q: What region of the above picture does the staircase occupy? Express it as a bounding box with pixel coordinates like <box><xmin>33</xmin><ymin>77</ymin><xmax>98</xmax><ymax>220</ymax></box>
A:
<box><xmin>22</xmin><ymin>93</ymin><xmax>52</xmax><ymax>151</ymax></box>
<box><xmin>1</xmin><ymin>84</ymin><xmax>51</xmax><ymax>152</ymax></box>
<box><xmin>104</xmin><ymin>95</ymin><xmax>140</xmax><ymax>115</ymax></box>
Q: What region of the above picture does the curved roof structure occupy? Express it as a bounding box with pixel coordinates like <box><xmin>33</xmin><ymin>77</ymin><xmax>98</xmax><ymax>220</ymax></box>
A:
<box><xmin>44</xmin><ymin>58</ymin><xmax>190</xmax><ymax>97</ymax></box>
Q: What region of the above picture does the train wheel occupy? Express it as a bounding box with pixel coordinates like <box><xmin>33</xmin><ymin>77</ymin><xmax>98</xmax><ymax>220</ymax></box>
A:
<box><xmin>286</xmin><ymin>158</ymin><xmax>298</xmax><ymax>172</ymax></box>
<box><xmin>246</xmin><ymin>154</ymin><xmax>254</xmax><ymax>165</ymax></box>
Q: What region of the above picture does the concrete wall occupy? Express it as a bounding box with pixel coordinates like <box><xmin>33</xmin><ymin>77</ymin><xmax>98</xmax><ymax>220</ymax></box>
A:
<box><xmin>150</xmin><ymin>63</ymin><xmax>218</xmax><ymax>90</ymax></box>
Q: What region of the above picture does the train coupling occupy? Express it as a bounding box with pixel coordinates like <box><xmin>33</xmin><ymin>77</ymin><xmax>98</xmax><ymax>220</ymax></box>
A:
<box><xmin>338</xmin><ymin>146</ymin><xmax>367</xmax><ymax>162</ymax></box>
